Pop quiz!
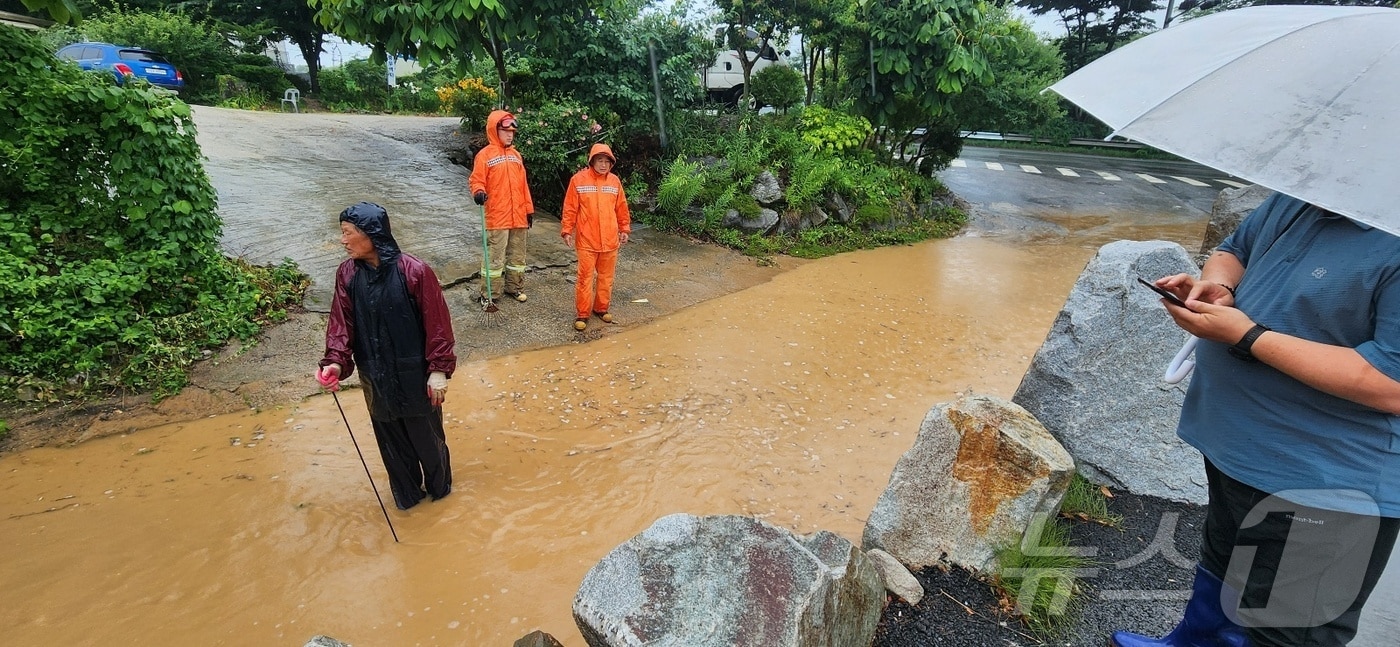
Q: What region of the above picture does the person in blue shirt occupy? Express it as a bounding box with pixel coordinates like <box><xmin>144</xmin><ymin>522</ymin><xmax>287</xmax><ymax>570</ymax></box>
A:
<box><xmin>1114</xmin><ymin>192</ymin><xmax>1400</xmax><ymax>647</ymax></box>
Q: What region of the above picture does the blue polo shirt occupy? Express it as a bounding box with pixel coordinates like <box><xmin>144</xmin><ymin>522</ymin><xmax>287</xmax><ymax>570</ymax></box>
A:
<box><xmin>1178</xmin><ymin>192</ymin><xmax>1400</xmax><ymax>517</ymax></box>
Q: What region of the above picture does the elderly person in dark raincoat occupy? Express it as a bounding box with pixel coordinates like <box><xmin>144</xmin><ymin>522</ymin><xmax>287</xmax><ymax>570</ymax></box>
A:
<box><xmin>316</xmin><ymin>202</ymin><xmax>457</xmax><ymax>510</ymax></box>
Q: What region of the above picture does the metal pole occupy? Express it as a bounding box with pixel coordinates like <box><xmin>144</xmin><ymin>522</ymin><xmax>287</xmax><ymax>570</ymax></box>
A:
<box><xmin>1164</xmin><ymin>0</ymin><xmax>1179</xmax><ymax>28</ymax></box>
<box><xmin>648</xmin><ymin>41</ymin><xmax>668</xmax><ymax>151</ymax></box>
<box><xmin>331</xmin><ymin>390</ymin><xmax>400</xmax><ymax>543</ymax></box>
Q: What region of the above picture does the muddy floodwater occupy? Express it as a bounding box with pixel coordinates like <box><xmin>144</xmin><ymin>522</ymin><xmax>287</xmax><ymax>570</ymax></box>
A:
<box><xmin>1</xmin><ymin>231</ymin><xmax>1188</xmax><ymax>645</ymax></box>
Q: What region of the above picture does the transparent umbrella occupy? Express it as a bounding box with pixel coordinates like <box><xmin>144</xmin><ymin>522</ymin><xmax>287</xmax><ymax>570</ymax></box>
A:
<box><xmin>1048</xmin><ymin>5</ymin><xmax>1400</xmax><ymax>235</ymax></box>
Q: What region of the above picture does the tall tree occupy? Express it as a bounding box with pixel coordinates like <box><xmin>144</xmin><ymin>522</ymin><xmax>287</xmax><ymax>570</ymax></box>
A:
<box><xmin>311</xmin><ymin>0</ymin><xmax>616</xmax><ymax>104</ymax></box>
<box><xmin>210</xmin><ymin>0</ymin><xmax>329</xmax><ymax>94</ymax></box>
<box><xmin>1017</xmin><ymin>0</ymin><xmax>1157</xmax><ymax>71</ymax></box>
<box><xmin>713</xmin><ymin>0</ymin><xmax>792</xmax><ymax>108</ymax></box>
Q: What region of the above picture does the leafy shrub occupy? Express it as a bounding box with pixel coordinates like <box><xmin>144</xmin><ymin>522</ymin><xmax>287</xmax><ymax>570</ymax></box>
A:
<box><xmin>317</xmin><ymin>59</ymin><xmax>390</xmax><ymax>109</ymax></box>
<box><xmin>797</xmin><ymin>105</ymin><xmax>873</xmax><ymax>155</ymax></box>
<box><xmin>785</xmin><ymin>152</ymin><xmax>842</xmax><ymax>211</ymax></box>
<box><xmin>79</xmin><ymin>7</ymin><xmax>234</xmax><ymax>104</ymax></box>
<box><xmin>749</xmin><ymin>64</ymin><xmax>804</xmax><ymax>112</ymax></box>
<box><xmin>515</xmin><ymin>98</ymin><xmax>604</xmax><ymax>210</ymax></box>
<box><xmin>656</xmin><ymin>158</ymin><xmax>705</xmax><ymax>216</ymax></box>
<box><xmin>387</xmin><ymin>80</ymin><xmax>442</xmax><ymax>114</ymax></box>
<box><xmin>435</xmin><ymin>77</ymin><xmax>497</xmax><ymax>128</ymax></box>
<box><xmin>0</xmin><ymin>27</ymin><xmax>306</xmax><ymax>401</ymax></box>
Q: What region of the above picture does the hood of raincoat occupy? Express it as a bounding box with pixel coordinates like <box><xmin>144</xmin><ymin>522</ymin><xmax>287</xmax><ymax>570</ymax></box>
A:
<box><xmin>485</xmin><ymin>110</ymin><xmax>518</xmax><ymax>149</ymax></box>
<box><xmin>588</xmin><ymin>143</ymin><xmax>616</xmax><ymax>166</ymax></box>
<box><xmin>339</xmin><ymin>201</ymin><xmax>401</xmax><ymax>265</ymax></box>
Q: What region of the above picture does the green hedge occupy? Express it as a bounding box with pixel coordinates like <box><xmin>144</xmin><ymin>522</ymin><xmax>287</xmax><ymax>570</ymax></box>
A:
<box><xmin>0</xmin><ymin>26</ymin><xmax>305</xmax><ymax>400</ymax></box>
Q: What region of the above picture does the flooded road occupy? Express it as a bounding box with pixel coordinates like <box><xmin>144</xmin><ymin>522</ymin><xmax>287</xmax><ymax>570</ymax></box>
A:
<box><xmin>1</xmin><ymin>233</ymin><xmax>1123</xmax><ymax>645</ymax></box>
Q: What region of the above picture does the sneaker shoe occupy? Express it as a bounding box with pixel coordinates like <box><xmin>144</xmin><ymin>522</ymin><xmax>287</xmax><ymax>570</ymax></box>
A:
<box><xmin>505</xmin><ymin>291</ymin><xmax>527</xmax><ymax>303</ymax></box>
<box><xmin>594</xmin><ymin>311</ymin><xmax>614</xmax><ymax>323</ymax></box>
<box><xmin>574</xmin><ymin>319</ymin><xmax>588</xmax><ymax>331</ymax></box>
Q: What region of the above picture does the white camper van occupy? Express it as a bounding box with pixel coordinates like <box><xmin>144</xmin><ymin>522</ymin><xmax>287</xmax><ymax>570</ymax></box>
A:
<box><xmin>701</xmin><ymin>27</ymin><xmax>790</xmax><ymax>106</ymax></box>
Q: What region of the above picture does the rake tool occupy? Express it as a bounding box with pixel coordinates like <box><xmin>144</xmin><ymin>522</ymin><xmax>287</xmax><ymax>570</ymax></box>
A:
<box><xmin>479</xmin><ymin>210</ymin><xmax>501</xmax><ymax>326</ymax></box>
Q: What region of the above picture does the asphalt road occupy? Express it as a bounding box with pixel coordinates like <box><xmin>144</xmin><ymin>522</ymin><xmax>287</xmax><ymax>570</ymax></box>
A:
<box><xmin>940</xmin><ymin>144</ymin><xmax>1399</xmax><ymax>646</ymax></box>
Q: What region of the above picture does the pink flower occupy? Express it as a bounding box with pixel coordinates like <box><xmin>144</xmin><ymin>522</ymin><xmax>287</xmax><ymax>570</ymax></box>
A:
<box><xmin>581</xmin><ymin>114</ymin><xmax>588</xmax><ymax>121</ymax></box>
<box><xmin>590</xmin><ymin>123</ymin><xmax>602</xmax><ymax>134</ymax></box>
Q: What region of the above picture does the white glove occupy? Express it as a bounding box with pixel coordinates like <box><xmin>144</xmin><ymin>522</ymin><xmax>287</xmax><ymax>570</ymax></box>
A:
<box><xmin>427</xmin><ymin>371</ymin><xmax>448</xmax><ymax>406</ymax></box>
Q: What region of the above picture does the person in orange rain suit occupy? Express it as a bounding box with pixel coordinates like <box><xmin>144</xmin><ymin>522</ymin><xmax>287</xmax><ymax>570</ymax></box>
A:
<box><xmin>468</xmin><ymin>110</ymin><xmax>535</xmax><ymax>304</ymax></box>
<box><xmin>561</xmin><ymin>143</ymin><xmax>631</xmax><ymax>332</ymax></box>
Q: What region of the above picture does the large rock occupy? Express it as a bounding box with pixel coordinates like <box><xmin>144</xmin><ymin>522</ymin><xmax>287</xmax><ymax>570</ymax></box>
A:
<box><xmin>1201</xmin><ymin>184</ymin><xmax>1272</xmax><ymax>255</ymax></box>
<box><xmin>1011</xmin><ymin>240</ymin><xmax>1207</xmax><ymax>503</ymax></box>
<box><xmin>573</xmin><ymin>514</ymin><xmax>883</xmax><ymax>647</ymax></box>
<box><xmin>825</xmin><ymin>194</ymin><xmax>853</xmax><ymax>224</ymax></box>
<box><xmin>304</xmin><ymin>637</ymin><xmax>350</xmax><ymax>647</ymax></box>
<box><xmin>514</xmin><ymin>630</ymin><xmax>565</xmax><ymax>647</ymax></box>
<box><xmin>723</xmin><ymin>207</ymin><xmax>780</xmax><ymax>234</ymax></box>
<box><xmin>751</xmin><ymin>170</ymin><xmax>784</xmax><ymax>206</ymax></box>
<box><xmin>862</xmin><ymin>395</ymin><xmax>1075</xmax><ymax>573</ymax></box>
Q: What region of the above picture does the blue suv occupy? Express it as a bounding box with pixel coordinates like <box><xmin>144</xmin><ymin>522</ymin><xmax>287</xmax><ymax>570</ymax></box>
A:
<box><xmin>56</xmin><ymin>42</ymin><xmax>185</xmax><ymax>93</ymax></box>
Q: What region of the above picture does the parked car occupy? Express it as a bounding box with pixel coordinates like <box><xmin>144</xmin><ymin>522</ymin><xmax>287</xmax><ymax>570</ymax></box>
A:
<box><xmin>56</xmin><ymin>42</ymin><xmax>185</xmax><ymax>93</ymax></box>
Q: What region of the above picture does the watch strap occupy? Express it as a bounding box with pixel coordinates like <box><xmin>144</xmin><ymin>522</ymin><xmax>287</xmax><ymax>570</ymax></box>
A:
<box><xmin>1228</xmin><ymin>323</ymin><xmax>1271</xmax><ymax>362</ymax></box>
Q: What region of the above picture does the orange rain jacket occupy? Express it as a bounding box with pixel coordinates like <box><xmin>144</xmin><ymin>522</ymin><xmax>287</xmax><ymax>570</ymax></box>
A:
<box><xmin>561</xmin><ymin>144</ymin><xmax>631</xmax><ymax>252</ymax></box>
<box><xmin>469</xmin><ymin>110</ymin><xmax>534</xmax><ymax>230</ymax></box>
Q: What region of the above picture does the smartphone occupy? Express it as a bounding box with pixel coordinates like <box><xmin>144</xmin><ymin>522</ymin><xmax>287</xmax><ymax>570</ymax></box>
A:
<box><xmin>1137</xmin><ymin>277</ymin><xmax>1187</xmax><ymax>308</ymax></box>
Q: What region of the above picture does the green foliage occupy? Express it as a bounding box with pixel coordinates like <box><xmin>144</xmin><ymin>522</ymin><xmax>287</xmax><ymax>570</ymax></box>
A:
<box><xmin>434</xmin><ymin>77</ymin><xmax>497</xmax><ymax>128</ymax></box>
<box><xmin>950</xmin><ymin>9</ymin><xmax>1067</xmax><ymax>135</ymax></box>
<box><xmin>317</xmin><ymin>58</ymin><xmax>390</xmax><ymax>108</ymax></box>
<box><xmin>656</xmin><ymin>158</ymin><xmax>705</xmax><ymax>217</ymax></box>
<box><xmin>642</xmin><ymin>109</ymin><xmax>965</xmax><ymax>259</ymax></box>
<box><xmin>79</xmin><ymin>7</ymin><xmax>235</xmax><ymax>103</ymax></box>
<box><xmin>1018</xmin><ymin>0</ymin><xmax>1157</xmax><ymax>72</ymax></box>
<box><xmin>515</xmin><ymin>98</ymin><xmax>605</xmax><ymax>210</ymax></box>
<box><xmin>15</xmin><ymin>0</ymin><xmax>80</xmax><ymax>24</ymax></box>
<box><xmin>749</xmin><ymin>63</ymin><xmax>804</xmax><ymax>112</ymax></box>
<box><xmin>527</xmin><ymin>0</ymin><xmax>712</xmax><ymax>124</ymax></box>
<box><xmin>797</xmin><ymin>105</ymin><xmax>872</xmax><ymax>155</ymax></box>
<box><xmin>0</xmin><ymin>419</ymin><xmax>8</xmax><ymax>441</ymax></box>
<box><xmin>995</xmin><ymin>515</ymin><xmax>1090</xmax><ymax>636</ymax></box>
<box><xmin>1061</xmin><ymin>473</ymin><xmax>1124</xmax><ymax>527</ymax></box>
<box><xmin>0</xmin><ymin>26</ymin><xmax>307</xmax><ymax>401</ymax></box>
<box><xmin>855</xmin><ymin>0</ymin><xmax>1001</xmax><ymax>122</ymax></box>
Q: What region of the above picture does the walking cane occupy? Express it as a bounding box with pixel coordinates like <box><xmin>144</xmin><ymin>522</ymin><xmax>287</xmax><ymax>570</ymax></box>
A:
<box><xmin>330</xmin><ymin>390</ymin><xmax>400</xmax><ymax>543</ymax></box>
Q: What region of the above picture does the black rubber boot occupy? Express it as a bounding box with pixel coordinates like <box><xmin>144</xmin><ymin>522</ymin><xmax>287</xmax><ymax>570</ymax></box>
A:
<box><xmin>1111</xmin><ymin>565</ymin><xmax>1250</xmax><ymax>647</ymax></box>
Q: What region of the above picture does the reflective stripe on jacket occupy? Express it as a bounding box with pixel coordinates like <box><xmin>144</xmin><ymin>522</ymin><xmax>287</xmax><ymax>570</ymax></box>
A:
<box><xmin>469</xmin><ymin>110</ymin><xmax>534</xmax><ymax>230</ymax></box>
<box><xmin>561</xmin><ymin>144</ymin><xmax>631</xmax><ymax>253</ymax></box>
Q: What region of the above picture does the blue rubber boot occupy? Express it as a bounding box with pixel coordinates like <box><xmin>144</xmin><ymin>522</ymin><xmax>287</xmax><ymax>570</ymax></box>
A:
<box><xmin>1111</xmin><ymin>565</ymin><xmax>1250</xmax><ymax>647</ymax></box>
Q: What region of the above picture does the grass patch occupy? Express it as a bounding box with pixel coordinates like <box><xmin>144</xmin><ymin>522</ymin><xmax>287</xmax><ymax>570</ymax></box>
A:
<box><xmin>993</xmin><ymin>514</ymin><xmax>1093</xmax><ymax>637</ymax></box>
<box><xmin>1061</xmin><ymin>473</ymin><xmax>1125</xmax><ymax>528</ymax></box>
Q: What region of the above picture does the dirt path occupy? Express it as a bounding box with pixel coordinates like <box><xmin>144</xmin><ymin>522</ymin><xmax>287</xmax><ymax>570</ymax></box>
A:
<box><xmin>1</xmin><ymin>108</ymin><xmax>797</xmax><ymax>451</ymax></box>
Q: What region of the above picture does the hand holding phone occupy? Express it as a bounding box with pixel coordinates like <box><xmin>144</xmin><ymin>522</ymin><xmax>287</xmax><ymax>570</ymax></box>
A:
<box><xmin>1137</xmin><ymin>277</ymin><xmax>1187</xmax><ymax>308</ymax></box>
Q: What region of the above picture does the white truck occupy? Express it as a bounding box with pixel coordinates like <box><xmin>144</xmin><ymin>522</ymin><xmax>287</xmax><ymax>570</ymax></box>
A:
<box><xmin>700</xmin><ymin>27</ymin><xmax>791</xmax><ymax>107</ymax></box>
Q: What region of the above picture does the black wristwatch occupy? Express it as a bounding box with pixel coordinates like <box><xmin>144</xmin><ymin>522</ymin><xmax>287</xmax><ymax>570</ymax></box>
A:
<box><xmin>1227</xmin><ymin>324</ymin><xmax>1271</xmax><ymax>362</ymax></box>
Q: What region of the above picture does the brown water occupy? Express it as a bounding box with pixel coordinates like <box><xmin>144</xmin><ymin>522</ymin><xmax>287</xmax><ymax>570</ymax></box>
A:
<box><xmin>1</xmin><ymin>234</ymin><xmax>1140</xmax><ymax>645</ymax></box>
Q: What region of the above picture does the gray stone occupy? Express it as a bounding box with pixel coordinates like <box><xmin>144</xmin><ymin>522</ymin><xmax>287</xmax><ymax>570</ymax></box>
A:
<box><xmin>865</xmin><ymin>549</ymin><xmax>924</xmax><ymax>605</ymax></box>
<box><xmin>1011</xmin><ymin>240</ymin><xmax>1207</xmax><ymax>503</ymax></box>
<box><xmin>514</xmin><ymin>630</ymin><xmax>565</xmax><ymax>647</ymax></box>
<box><xmin>862</xmin><ymin>395</ymin><xmax>1075</xmax><ymax>572</ymax></box>
<box><xmin>723</xmin><ymin>208</ymin><xmax>780</xmax><ymax>235</ymax></box>
<box><xmin>803</xmin><ymin>206</ymin><xmax>830</xmax><ymax>230</ymax></box>
<box><xmin>750</xmin><ymin>170</ymin><xmax>784</xmax><ymax>205</ymax></box>
<box><xmin>573</xmin><ymin>514</ymin><xmax>883</xmax><ymax>647</ymax></box>
<box><xmin>304</xmin><ymin>637</ymin><xmax>350</xmax><ymax>647</ymax></box>
<box><xmin>1201</xmin><ymin>184</ymin><xmax>1272</xmax><ymax>255</ymax></box>
<box><xmin>825</xmin><ymin>194</ymin><xmax>853</xmax><ymax>224</ymax></box>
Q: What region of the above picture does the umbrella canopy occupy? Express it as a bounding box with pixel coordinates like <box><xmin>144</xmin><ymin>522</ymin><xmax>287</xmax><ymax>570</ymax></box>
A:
<box><xmin>1048</xmin><ymin>6</ymin><xmax>1400</xmax><ymax>235</ymax></box>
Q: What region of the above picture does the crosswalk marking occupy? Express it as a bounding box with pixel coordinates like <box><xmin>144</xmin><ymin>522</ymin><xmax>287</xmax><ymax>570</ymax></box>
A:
<box><xmin>947</xmin><ymin>158</ymin><xmax>1227</xmax><ymax>190</ymax></box>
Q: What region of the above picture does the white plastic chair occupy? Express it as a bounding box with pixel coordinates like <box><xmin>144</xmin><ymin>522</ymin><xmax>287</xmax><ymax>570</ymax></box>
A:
<box><xmin>281</xmin><ymin>88</ymin><xmax>300</xmax><ymax>113</ymax></box>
